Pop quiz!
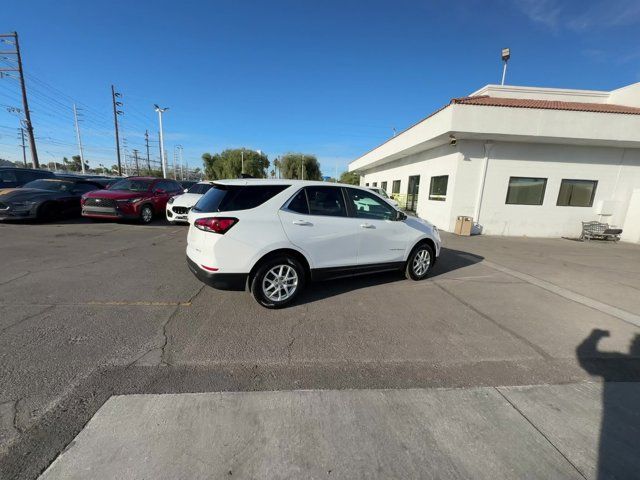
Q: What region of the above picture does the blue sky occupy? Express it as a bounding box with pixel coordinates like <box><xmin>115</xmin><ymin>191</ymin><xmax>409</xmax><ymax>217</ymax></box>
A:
<box><xmin>1</xmin><ymin>0</ymin><xmax>639</xmax><ymax>175</ymax></box>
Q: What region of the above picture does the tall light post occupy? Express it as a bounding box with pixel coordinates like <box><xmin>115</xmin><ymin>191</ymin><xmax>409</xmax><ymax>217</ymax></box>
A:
<box><xmin>500</xmin><ymin>48</ymin><xmax>510</xmax><ymax>86</ymax></box>
<box><xmin>154</xmin><ymin>104</ymin><xmax>169</xmax><ymax>178</ymax></box>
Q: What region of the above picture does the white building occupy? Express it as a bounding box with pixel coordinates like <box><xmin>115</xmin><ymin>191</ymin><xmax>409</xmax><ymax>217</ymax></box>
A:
<box><xmin>348</xmin><ymin>83</ymin><xmax>640</xmax><ymax>243</ymax></box>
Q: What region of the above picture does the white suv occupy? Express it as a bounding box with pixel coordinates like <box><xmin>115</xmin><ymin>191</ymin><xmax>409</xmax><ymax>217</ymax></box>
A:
<box><xmin>166</xmin><ymin>181</ymin><xmax>215</xmax><ymax>224</ymax></box>
<box><xmin>186</xmin><ymin>180</ymin><xmax>441</xmax><ymax>308</ymax></box>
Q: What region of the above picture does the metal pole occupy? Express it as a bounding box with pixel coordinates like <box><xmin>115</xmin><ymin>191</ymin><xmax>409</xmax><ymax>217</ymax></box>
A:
<box><xmin>133</xmin><ymin>149</ymin><xmax>140</xmax><ymax>175</ymax></box>
<box><xmin>501</xmin><ymin>61</ymin><xmax>508</xmax><ymax>86</ymax></box>
<box><xmin>73</xmin><ymin>104</ymin><xmax>86</xmax><ymax>174</ymax></box>
<box><xmin>19</xmin><ymin>127</ymin><xmax>27</xmax><ymax>167</ymax></box>
<box><xmin>12</xmin><ymin>32</ymin><xmax>39</xmax><ymax>168</ymax></box>
<box><xmin>301</xmin><ymin>155</ymin><xmax>304</xmax><ymax>180</ymax></box>
<box><xmin>145</xmin><ymin>130</ymin><xmax>151</xmax><ymax>173</ymax></box>
<box><xmin>155</xmin><ymin>106</ymin><xmax>168</xmax><ymax>178</ymax></box>
<box><xmin>241</xmin><ymin>150</ymin><xmax>244</xmax><ymax>174</ymax></box>
<box><xmin>111</xmin><ymin>85</ymin><xmax>122</xmax><ymax>175</ymax></box>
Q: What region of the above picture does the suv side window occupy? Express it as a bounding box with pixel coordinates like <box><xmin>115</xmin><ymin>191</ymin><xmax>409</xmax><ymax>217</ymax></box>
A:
<box><xmin>346</xmin><ymin>188</ymin><xmax>396</xmax><ymax>221</ymax></box>
<box><xmin>286</xmin><ymin>189</ymin><xmax>309</xmax><ymax>214</ymax></box>
<box><xmin>305</xmin><ymin>186</ymin><xmax>347</xmax><ymax>217</ymax></box>
<box><xmin>168</xmin><ymin>180</ymin><xmax>183</xmax><ymax>192</ymax></box>
<box><xmin>154</xmin><ymin>180</ymin><xmax>172</xmax><ymax>192</ymax></box>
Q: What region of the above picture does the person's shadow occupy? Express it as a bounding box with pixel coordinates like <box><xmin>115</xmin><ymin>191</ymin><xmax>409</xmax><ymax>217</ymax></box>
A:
<box><xmin>576</xmin><ymin>329</ymin><xmax>640</xmax><ymax>479</ymax></box>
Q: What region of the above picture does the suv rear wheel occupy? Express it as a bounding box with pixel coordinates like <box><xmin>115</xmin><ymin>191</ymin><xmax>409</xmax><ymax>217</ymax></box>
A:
<box><xmin>405</xmin><ymin>242</ymin><xmax>434</xmax><ymax>280</ymax></box>
<box><xmin>251</xmin><ymin>255</ymin><xmax>305</xmax><ymax>308</ymax></box>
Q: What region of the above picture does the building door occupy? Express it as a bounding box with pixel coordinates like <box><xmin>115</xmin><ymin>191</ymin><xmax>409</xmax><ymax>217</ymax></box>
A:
<box><xmin>407</xmin><ymin>175</ymin><xmax>420</xmax><ymax>212</ymax></box>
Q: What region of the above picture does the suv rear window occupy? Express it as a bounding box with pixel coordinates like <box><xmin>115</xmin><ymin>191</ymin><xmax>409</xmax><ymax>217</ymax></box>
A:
<box><xmin>193</xmin><ymin>184</ymin><xmax>289</xmax><ymax>213</ymax></box>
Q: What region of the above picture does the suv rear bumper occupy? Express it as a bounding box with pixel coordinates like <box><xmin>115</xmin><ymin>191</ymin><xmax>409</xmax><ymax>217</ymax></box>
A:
<box><xmin>186</xmin><ymin>255</ymin><xmax>247</xmax><ymax>291</ymax></box>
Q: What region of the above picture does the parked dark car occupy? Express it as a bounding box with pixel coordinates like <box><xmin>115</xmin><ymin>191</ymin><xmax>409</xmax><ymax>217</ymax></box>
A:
<box><xmin>0</xmin><ymin>167</ymin><xmax>55</xmax><ymax>189</ymax></box>
<box><xmin>81</xmin><ymin>176</ymin><xmax>183</xmax><ymax>224</ymax></box>
<box><xmin>0</xmin><ymin>177</ymin><xmax>103</xmax><ymax>221</ymax></box>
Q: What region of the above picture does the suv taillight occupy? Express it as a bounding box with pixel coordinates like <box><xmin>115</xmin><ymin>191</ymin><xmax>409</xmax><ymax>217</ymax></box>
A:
<box><xmin>194</xmin><ymin>217</ymin><xmax>238</xmax><ymax>234</ymax></box>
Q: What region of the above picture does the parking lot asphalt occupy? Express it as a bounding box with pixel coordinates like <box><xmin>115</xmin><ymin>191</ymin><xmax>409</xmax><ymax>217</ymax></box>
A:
<box><xmin>1</xmin><ymin>218</ymin><xmax>640</xmax><ymax>479</ymax></box>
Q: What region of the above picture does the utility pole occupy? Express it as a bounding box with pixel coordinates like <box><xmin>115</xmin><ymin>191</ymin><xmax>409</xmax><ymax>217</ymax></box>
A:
<box><xmin>301</xmin><ymin>154</ymin><xmax>304</xmax><ymax>180</ymax></box>
<box><xmin>73</xmin><ymin>104</ymin><xmax>86</xmax><ymax>174</ymax></box>
<box><xmin>19</xmin><ymin>127</ymin><xmax>27</xmax><ymax>167</ymax></box>
<box><xmin>241</xmin><ymin>149</ymin><xmax>244</xmax><ymax>174</ymax></box>
<box><xmin>111</xmin><ymin>85</ymin><xmax>123</xmax><ymax>175</ymax></box>
<box><xmin>132</xmin><ymin>149</ymin><xmax>140</xmax><ymax>175</ymax></box>
<box><xmin>154</xmin><ymin>105</ymin><xmax>168</xmax><ymax>178</ymax></box>
<box><xmin>176</xmin><ymin>145</ymin><xmax>184</xmax><ymax>180</ymax></box>
<box><xmin>144</xmin><ymin>130</ymin><xmax>151</xmax><ymax>173</ymax></box>
<box><xmin>0</xmin><ymin>32</ymin><xmax>39</xmax><ymax>168</ymax></box>
<box><xmin>172</xmin><ymin>148</ymin><xmax>178</xmax><ymax>180</ymax></box>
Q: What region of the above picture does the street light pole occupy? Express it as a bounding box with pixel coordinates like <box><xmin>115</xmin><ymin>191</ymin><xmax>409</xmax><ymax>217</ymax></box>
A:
<box><xmin>500</xmin><ymin>48</ymin><xmax>510</xmax><ymax>86</ymax></box>
<box><xmin>154</xmin><ymin>104</ymin><xmax>169</xmax><ymax>178</ymax></box>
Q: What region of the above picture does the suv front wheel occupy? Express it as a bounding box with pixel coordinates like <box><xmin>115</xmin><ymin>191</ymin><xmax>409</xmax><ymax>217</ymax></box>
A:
<box><xmin>139</xmin><ymin>205</ymin><xmax>154</xmax><ymax>224</ymax></box>
<box><xmin>251</xmin><ymin>255</ymin><xmax>305</xmax><ymax>308</ymax></box>
<box><xmin>405</xmin><ymin>243</ymin><xmax>434</xmax><ymax>280</ymax></box>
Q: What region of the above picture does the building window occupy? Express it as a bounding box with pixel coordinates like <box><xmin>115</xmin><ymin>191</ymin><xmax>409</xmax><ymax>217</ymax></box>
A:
<box><xmin>381</xmin><ymin>181</ymin><xmax>387</xmax><ymax>192</ymax></box>
<box><xmin>392</xmin><ymin>180</ymin><xmax>401</xmax><ymax>194</ymax></box>
<box><xmin>505</xmin><ymin>177</ymin><xmax>547</xmax><ymax>205</ymax></box>
<box><xmin>429</xmin><ymin>175</ymin><xmax>448</xmax><ymax>201</ymax></box>
<box><xmin>557</xmin><ymin>179</ymin><xmax>598</xmax><ymax>207</ymax></box>
<box><xmin>365</xmin><ymin>183</ymin><xmax>369</xmax><ymax>187</ymax></box>
<box><xmin>372</xmin><ymin>182</ymin><xmax>377</xmax><ymax>187</ymax></box>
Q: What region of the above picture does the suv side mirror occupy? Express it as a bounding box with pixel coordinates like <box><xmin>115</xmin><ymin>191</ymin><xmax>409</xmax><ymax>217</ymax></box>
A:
<box><xmin>154</xmin><ymin>188</ymin><xmax>166</xmax><ymax>195</ymax></box>
<box><xmin>396</xmin><ymin>210</ymin><xmax>407</xmax><ymax>221</ymax></box>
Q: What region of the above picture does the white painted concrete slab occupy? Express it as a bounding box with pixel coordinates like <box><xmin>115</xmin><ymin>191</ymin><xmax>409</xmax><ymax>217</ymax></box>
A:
<box><xmin>40</xmin><ymin>387</ymin><xmax>584</xmax><ymax>480</ymax></box>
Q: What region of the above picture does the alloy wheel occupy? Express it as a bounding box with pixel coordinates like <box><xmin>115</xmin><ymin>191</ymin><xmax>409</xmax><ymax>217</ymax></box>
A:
<box><xmin>412</xmin><ymin>248</ymin><xmax>431</xmax><ymax>277</ymax></box>
<box><xmin>141</xmin><ymin>207</ymin><xmax>153</xmax><ymax>223</ymax></box>
<box><xmin>262</xmin><ymin>264</ymin><xmax>299</xmax><ymax>302</ymax></box>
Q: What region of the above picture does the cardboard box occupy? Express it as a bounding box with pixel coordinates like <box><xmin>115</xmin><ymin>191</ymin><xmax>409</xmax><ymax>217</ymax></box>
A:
<box><xmin>455</xmin><ymin>216</ymin><xmax>473</xmax><ymax>236</ymax></box>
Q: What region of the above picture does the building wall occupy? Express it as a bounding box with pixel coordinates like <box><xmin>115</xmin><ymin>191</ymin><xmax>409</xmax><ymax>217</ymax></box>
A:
<box><xmin>359</xmin><ymin>139</ymin><xmax>640</xmax><ymax>241</ymax></box>
<box><xmin>457</xmin><ymin>140</ymin><xmax>640</xmax><ymax>238</ymax></box>
<box><xmin>359</xmin><ymin>144</ymin><xmax>461</xmax><ymax>230</ymax></box>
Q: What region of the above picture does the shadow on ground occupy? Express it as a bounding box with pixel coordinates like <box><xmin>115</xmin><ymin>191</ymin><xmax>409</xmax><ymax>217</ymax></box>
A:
<box><xmin>577</xmin><ymin>329</ymin><xmax>640</xmax><ymax>479</ymax></box>
<box><xmin>297</xmin><ymin>247</ymin><xmax>485</xmax><ymax>304</ymax></box>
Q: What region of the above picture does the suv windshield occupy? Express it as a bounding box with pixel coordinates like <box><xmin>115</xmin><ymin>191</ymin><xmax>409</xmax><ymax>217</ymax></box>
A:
<box><xmin>22</xmin><ymin>179</ymin><xmax>75</xmax><ymax>192</ymax></box>
<box><xmin>193</xmin><ymin>184</ymin><xmax>289</xmax><ymax>212</ymax></box>
<box><xmin>187</xmin><ymin>183</ymin><xmax>214</xmax><ymax>195</ymax></box>
<box><xmin>109</xmin><ymin>179</ymin><xmax>152</xmax><ymax>192</ymax></box>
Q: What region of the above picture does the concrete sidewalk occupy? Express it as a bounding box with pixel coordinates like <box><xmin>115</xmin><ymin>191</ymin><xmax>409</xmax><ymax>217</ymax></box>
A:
<box><xmin>39</xmin><ymin>383</ymin><xmax>640</xmax><ymax>480</ymax></box>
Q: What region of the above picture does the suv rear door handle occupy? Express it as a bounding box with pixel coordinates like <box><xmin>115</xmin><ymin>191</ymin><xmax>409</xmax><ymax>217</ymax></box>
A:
<box><xmin>360</xmin><ymin>223</ymin><xmax>374</xmax><ymax>229</ymax></box>
<box><xmin>293</xmin><ymin>219</ymin><xmax>312</xmax><ymax>226</ymax></box>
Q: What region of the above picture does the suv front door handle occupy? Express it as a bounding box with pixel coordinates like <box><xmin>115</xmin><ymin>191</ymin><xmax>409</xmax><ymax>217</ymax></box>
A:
<box><xmin>293</xmin><ymin>219</ymin><xmax>312</xmax><ymax>226</ymax></box>
<box><xmin>360</xmin><ymin>223</ymin><xmax>375</xmax><ymax>229</ymax></box>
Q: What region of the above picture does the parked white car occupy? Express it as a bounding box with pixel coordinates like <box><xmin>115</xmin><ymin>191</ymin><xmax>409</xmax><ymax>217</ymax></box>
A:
<box><xmin>166</xmin><ymin>181</ymin><xmax>215</xmax><ymax>224</ymax></box>
<box><xmin>186</xmin><ymin>180</ymin><xmax>441</xmax><ymax>308</ymax></box>
<box><xmin>368</xmin><ymin>187</ymin><xmax>399</xmax><ymax>208</ymax></box>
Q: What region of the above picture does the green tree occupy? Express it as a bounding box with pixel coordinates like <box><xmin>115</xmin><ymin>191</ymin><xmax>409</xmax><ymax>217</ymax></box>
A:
<box><xmin>202</xmin><ymin>148</ymin><xmax>269</xmax><ymax>180</ymax></box>
<box><xmin>339</xmin><ymin>170</ymin><xmax>360</xmax><ymax>185</ymax></box>
<box><xmin>60</xmin><ymin>155</ymin><xmax>89</xmax><ymax>172</ymax></box>
<box><xmin>279</xmin><ymin>153</ymin><xmax>322</xmax><ymax>180</ymax></box>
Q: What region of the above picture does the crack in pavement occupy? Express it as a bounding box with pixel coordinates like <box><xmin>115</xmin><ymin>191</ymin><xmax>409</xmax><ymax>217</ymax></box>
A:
<box><xmin>433</xmin><ymin>281</ymin><xmax>553</xmax><ymax>360</ymax></box>
<box><xmin>0</xmin><ymin>305</ymin><xmax>55</xmax><ymax>334</ymax></box>
<box><xmin>0</xmin><ymin>272</ymin><xmax>31</xmax><ymax>287</ymax></box>
<box><xmin>133</xmin><ymin>285</ymin><xmax>206</xmax><ymax>368</ymax></box>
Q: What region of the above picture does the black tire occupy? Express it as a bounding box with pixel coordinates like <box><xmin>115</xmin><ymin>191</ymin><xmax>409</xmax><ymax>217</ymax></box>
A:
<box><xmin>37</xmin><ymin>202</ymin><xmax>58</xmax><ymax>222</ymax></box>
<box><xmin>405</xmin><ymin>242</ymin><xmax>435</xmax><ymax>281</ymax></box>
<box><xmin>251</xmin><ymin>255</ymin><xmax>305</xmax><ymax>308</ymax></box>
<box><xmin>139</xmin><ymin>204</ymin><xmax>154</xmax><ymax>224</ymax></box>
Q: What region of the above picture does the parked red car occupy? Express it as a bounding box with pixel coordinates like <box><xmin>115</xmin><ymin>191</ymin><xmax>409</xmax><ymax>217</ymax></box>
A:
<box><xmin>81</xmin><ymin>176</ymin><xmax>183</xmax><ymax>223</ymax></box>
